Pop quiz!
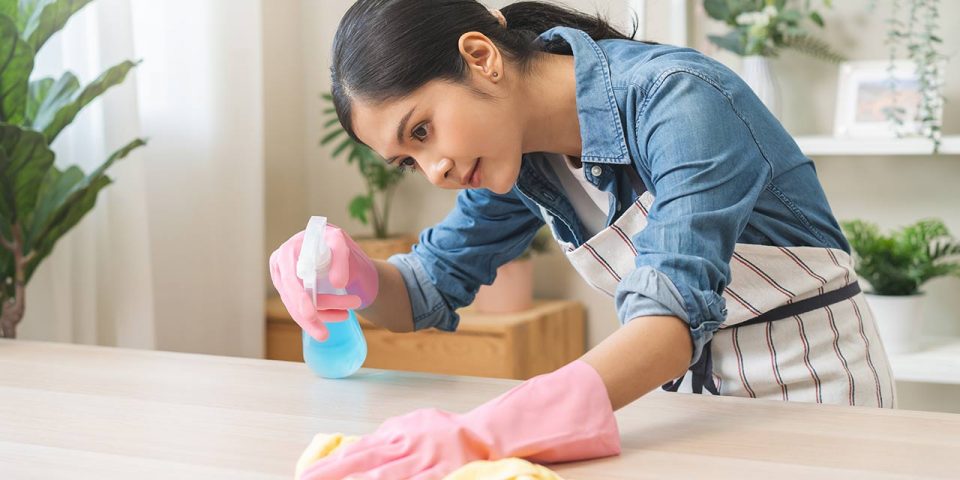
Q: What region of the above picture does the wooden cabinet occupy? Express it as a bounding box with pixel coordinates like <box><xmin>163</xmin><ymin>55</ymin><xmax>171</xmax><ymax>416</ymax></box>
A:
<box><xmin>265</xmin><ymin>297</ymin><xmax>585</xmax><ymax>380</ymax></box>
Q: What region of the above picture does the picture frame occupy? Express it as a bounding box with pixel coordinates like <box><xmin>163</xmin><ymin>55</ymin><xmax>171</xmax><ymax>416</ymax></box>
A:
<box><xmin>833</xmin><ymin>60</ymin><xmax>942</xmax><ymax>138</ymax></box>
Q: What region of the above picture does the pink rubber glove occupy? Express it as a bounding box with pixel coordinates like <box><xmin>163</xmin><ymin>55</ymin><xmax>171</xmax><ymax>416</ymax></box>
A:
<box><xmin>269</xmin><ymin>224</ymin><xmax>378</xmax><ymax>341</ymax></box>
<box><xmin>300</xmin><ymin>360</ymin><xmax>620</xmax><ymax>480</ymax></box>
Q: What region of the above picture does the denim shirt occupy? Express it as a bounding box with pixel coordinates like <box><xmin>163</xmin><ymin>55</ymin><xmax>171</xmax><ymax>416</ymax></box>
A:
<box><xmin>388</xmin><ymin>27</ymin><xmax>849</xmax><ymax>365</ymax></box>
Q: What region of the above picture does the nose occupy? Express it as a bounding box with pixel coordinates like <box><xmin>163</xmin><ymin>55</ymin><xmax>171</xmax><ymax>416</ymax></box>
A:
<box><xmin>424</xmin><ymin>156</ymin><xmax>455</xmax><ymax>187</ymax></box>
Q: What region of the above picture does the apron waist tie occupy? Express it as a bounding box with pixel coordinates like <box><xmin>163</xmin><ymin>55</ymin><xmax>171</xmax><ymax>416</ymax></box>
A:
<box><xmin>661</xmin><ymin>281</ymin><xmax>863</xmax><ymax>395</ymax></box>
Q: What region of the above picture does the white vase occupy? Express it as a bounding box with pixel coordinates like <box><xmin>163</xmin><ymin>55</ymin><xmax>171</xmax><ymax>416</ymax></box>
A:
<box><xmin>741</xmin><ymin>55</ymin><xmax>782</xmax><ymax>119</ymax></box>
<box><xmin>863</xmin><ymin>293</ymin><xmax>925</xmax><ymax>355</ymax></box>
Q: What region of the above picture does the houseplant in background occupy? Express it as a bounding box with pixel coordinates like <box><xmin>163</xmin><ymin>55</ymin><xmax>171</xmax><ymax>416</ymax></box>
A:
<box><xmin>873</xmin><ymin>0</ymin><xmax>946</xmax><ymax>153</ymax></box>
<box><xmin>320</xmin><ymin>93</ymin><xmax>416</xmax><ymax>260</ymax></box>
<box><xmin>703</xmin><ymin>0</ymin><xmax>846</xmax><ymax>118</ymax></box>
<box><xmin>0</xmin><ymin>0</ymin><xmax>145</xmax><ymax>338</ymax></box>
<box><xmin>842</xmin><ymin>219</ymin><xmax>960</xmax><ymax>354</ymax></box>
<box><xmin>473</xmin><ymin>226</ymin><xmax>552</xmax><ymax>314</ymax></box>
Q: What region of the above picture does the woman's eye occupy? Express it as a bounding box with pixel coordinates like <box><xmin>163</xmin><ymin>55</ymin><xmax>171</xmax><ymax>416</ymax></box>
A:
<box><xmin>398</xmin><ymin>157</ymin><xmax>416</xmax><ymax>171</ymax></box>
<box><xmin>411</xmin><ymin>123</ymin><xmax>429</xmax><ymax>141</ymax></box>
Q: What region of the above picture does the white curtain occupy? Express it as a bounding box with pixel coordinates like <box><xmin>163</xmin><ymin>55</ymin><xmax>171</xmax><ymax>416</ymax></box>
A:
<box><xmin>20</xmin><ymin>0</ymin><xmax>265</xmax><ymax>358</ymax></box>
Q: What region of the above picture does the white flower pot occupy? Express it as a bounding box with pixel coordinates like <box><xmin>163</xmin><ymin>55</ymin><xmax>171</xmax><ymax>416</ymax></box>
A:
<box><xmin>864</xmin><ymin>293</ymin><xmax>925</xmax><ymax>355</ymax></box>
<box><xmin>741</xmin><ymin>55</ymin><xmax>782</xmax><ymax>119</ymax></box>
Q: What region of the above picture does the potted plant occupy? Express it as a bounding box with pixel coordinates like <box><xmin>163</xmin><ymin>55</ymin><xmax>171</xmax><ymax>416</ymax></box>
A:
<box><xmin>842</xmin><ymin>218</ymin><xmax>960</xmax><ymax>354</ymax></box>
<box><xmin>703</xmin><ymin>0</ymin><xmax>846</xmax><ymax>118</ymax></box>
<box><xmin>875</xmin><ymin>0</ymin><xmax>945</xmax><ymax>152</ymax></box>
<box><xmin>473</xmin><ymin>226</ymin><xmax>553</xmax><ymax>314</ymax></box>
<box><xmin>0</xmin><ymin>1</ymin><xmax>145</xmax><ymax>338</ymax></box>
<box><xmin>319</xmin><ymin>93</ymin><xmax>416</xmax><ymax>260</ymax></box>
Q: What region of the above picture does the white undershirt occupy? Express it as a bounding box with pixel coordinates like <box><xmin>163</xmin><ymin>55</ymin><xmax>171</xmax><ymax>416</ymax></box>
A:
<box><xmin>548</xmin><ymin>154</ymin><xmax>610</xmax><ymax>237</ymax></box>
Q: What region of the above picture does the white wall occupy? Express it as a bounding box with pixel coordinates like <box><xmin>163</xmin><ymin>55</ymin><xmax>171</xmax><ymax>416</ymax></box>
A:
<box><xmin>264</xmin><ymin>0</ymin><xmax>960</xmax><ymax>354</ymax></box>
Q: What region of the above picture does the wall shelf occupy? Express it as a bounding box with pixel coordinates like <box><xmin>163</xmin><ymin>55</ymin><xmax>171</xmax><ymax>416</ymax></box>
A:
<box><xmin>794</xmin><ymin>135</ymin><xmax>960</xmax><ymax>156</ymax></box>
<box><xmin>889</xmin><ymin>336</ymin><xmax>960</xmax><ymax>385</ymax></box>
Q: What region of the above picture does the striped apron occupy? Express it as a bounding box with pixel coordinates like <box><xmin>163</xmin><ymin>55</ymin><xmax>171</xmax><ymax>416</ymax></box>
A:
<box><xmin>554</xmin><ymin>191</ymin><xmax>897</xmax><ymax>408</ymax></box>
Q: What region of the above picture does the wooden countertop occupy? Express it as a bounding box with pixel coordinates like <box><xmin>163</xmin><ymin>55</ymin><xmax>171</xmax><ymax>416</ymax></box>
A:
<box><xmin>1</xmin><ymin>339</ymin><xmax>958</xmax><ymax>479</ymax></box>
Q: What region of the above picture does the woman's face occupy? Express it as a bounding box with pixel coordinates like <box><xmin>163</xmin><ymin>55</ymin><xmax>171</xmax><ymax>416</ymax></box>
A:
<box><xmin>350</xmin><ymin>77</ymin><xmax>524</xmax><ymax>195</ymax></box>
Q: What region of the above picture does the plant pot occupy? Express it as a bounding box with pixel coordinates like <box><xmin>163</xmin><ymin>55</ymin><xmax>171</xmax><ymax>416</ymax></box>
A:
<box><xmin>864</xmin><ymin>293</ymin><xmax>925</xmax><ymax>355</ymax></box>
<box><xmin>742</xmin><ymin>55</ymin><xmax>782</xmax><ymax>119</ymax></box>
<box><xmin>473</xmin><ymin>259</ymin><xmax>534</xmax><ymax>314</ymax></box>
<box><xmin>354</xmin><ymin>234</ymin><xmax>418</xmax><ymax>261</ymax></box>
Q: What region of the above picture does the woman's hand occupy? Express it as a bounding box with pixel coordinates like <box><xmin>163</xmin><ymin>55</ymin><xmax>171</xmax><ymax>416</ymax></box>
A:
<box><xmin>269</xmin><ymin>224</ymin><xmax>378</xmax><ymax>341</ymax></box>
<box><xmin>299</xmin><ymin>360</ymin><xmax>620</xmax><ymax>479</ymax></box>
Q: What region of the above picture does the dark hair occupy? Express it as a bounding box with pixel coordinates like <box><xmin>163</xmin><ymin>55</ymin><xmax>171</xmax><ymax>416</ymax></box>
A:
<box><xmin>331</xmin><ymin>0</ymin><xmax>639</xmax><ymax>142</ymax></box>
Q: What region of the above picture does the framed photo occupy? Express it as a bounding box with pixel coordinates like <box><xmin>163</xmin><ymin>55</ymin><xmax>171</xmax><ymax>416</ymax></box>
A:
<box><xmin>833</xmin><ymin>60</ymin><xmax>942</xmax><ymax>138</ymax></box>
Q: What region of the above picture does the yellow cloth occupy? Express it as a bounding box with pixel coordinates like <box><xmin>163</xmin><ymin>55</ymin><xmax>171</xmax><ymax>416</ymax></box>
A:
<box><xmin>295</xmin><ymin>433</ymin><xmax>564</xmax><ymax>480</ymax></box>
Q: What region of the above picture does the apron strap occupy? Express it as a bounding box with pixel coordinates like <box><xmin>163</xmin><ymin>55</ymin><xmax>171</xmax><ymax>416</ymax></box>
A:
<box><xmin>662</xmin><ymin>340</ymin><xmax>720</xmax><ymax>395</ymax></box>
<box><xmin>661</xmin><ymin>281</ymin><xmax>863</xmax><ymax>395</ymax></box>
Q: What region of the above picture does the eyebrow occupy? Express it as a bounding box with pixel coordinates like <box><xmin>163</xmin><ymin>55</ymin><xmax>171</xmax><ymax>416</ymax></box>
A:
<box><xmin>384</xmin><ymin>106</ymin><xmax>416</xmax><ymax>165</ymax></box>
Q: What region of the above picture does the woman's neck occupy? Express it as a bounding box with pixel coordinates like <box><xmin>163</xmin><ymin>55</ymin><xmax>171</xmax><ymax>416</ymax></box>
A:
<box><xmin>515</xmin><ymin>53</ymin><xmax>582</xmax><ymax>158</ymax></box>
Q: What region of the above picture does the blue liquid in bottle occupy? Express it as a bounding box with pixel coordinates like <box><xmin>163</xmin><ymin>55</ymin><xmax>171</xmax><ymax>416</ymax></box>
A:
<box><xmin>302</xmin><ymin>310</ymin><xmax>367</xmax><ymax>379</ymax></box>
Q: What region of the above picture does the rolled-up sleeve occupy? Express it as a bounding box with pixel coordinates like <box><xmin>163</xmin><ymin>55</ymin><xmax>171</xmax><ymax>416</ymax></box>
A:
<box><xmin>616</xmin><ymin>70</ymin><xmax>773</xmax><ymax>365</ymax></box>
<box><xmin>388</xmin><ymin>187</ymin><xmax>543</xmax><ymax>332</ymax></box>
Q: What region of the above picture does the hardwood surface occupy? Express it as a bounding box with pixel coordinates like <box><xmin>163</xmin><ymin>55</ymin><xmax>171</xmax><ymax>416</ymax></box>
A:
<box><xmin>266</xmin><ymin>297</ymin><xmax>586</xmax><ymax>379</ymax></box>
<box><xmin>2</xmin><ymin>339</ymin><xmax>959</xmax><ymax>479</ymax></box>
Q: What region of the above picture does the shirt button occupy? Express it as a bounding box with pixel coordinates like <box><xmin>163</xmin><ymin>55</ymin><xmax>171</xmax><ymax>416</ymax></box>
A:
<box><xmin>590</xmin><ymin>165</ymin><xmax>603</xmax><ymax>177</ymax></box>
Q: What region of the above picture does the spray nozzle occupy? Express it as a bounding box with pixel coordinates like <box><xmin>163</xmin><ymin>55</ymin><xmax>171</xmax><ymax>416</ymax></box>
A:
<box><xmin>296</xmin><ymin>216</ymin><xmax>332</xmax><ymax>308</ymax></box>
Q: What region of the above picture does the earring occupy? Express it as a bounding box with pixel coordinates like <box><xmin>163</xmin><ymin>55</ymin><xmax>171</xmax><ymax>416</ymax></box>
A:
<box><xmin>492</xmin><ymin>72</ymin><xmax>499</xmax><ymax>78</ymax></box>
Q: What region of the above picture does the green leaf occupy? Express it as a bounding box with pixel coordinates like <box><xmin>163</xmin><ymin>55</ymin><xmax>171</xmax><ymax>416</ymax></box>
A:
<box><xmin>25</xmin><ymin>137</ymin><xmax>145</xmax><ymax>280</ymax></box>
<box><xmin>708</xmin><ymin>32</ymin><xmax>746</xmax><ymax>56</ymax></box>
<box><xmin>0</xmin><ymin>14</ymin><xmax>34</xmax><ymax>124</ymax></box>
<box><xmin>809</xmin><ymin>11</ymin><xmax>824</xmax><ymax>28</ymax></box>
<box><xmin>25</xmin><ymin>174</ymin><xmax>109</xmax><ymax>281</ymax></box>
<box><xmin>703</xmin><ymin>0</ymin><xmax>730</xmax><ymax>21</ymax></box>
<box><xmin>23</xmin><ymin>0</ymin><xmax>94</xmax><ymax>53</ymax></box>
<box><xmin>0</xmin><ymin>1</ymin><xmax>18</xmax><ymax>26</ymax></box>
<box><xmin>27</xmin><ymin>71</ymin><xmax>77</xmax><ymax>128</ymax></box>
<box><xmin>779</xmin><ymin>10</ymin><xmax>802</xmax><ymax>23</ymax></box>
<box><xmin>17</xmin><ymin>0</ymin><xmax>50</xmax><ymax>32</ymax></box>
<box><xmin>319</xmin><ymin>127</ymin><xmax>343</xmax><ymax>146</ymax></box>
<box><xmin>330</xmin><ymin>136</ymin><xmax>352</xmax><ymax>158</ymax></box>
<box><xmin>23</xmin><ymin>163</ymin><xmax>82</xmax><ymax>247</ymax></box>
<box><xmin>348</xmin><ymin>194</ymin><xmax>371</xmax><ymax>225</ymax></box>
<box><xmin>783</xmin><ymin>34</ymin><xmax>846</xmax><ymax>64</ymax></box>
<box><xmin>0</xmin><ymin>124</ymin><xmax>55</xmax><ymax>224</ymax></box>
<box><xmin>38</xmin><ymin>59</ymin><xmax>139</xmax><ymax>142</ymax></box>
<box><xmin>25</xmin><ymin>76</ymin><xmax>53</xmax><ymax>125</ymax></box>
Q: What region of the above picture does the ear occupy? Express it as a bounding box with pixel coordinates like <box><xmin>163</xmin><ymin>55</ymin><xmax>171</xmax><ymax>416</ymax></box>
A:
<box><xmin>458</xmin><ymin>32</ymin><xmax>503</xmax><ymax>82</ymax></box>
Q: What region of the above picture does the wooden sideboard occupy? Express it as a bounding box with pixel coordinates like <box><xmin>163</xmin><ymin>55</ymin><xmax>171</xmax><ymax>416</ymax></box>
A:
<box><xmin>266</xmin><ymin>297</ymin><xmax>585</xmax><ymax>380</ymax></box>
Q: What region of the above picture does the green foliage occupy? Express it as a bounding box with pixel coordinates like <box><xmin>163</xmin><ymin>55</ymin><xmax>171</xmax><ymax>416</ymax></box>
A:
<box><xmin>319</xmin><ymin>92</ymin><xmax>405</xmax><ymax>239</ymax></box>
<box><xmin>877</xmin><ymin>0</ymin><xmax>945</xmax><ymax>153</ymax></box>
<box><xmin>703</xmin><ymin>0</ymin><xmax>845</xmax><ymax>62</ymax></box>
<box><xmin>842</xmin><ymin>219</ymin><xmax>960</xmax><ymax>296</ymax></box>
<box><xmin>780</xmin><ymin>33</ymin><xmax>845</xmax><ymax>63</ymax></box>
<box><xmin>0</xmin><ymin>0</ymin><xmax>146</xmax><ymax>335</ymax></box>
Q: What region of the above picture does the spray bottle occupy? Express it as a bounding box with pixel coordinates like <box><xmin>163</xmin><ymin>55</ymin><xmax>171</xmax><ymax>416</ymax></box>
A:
<box><xmin>296</xmin><ymin>216</ymin><xmax>367</xmax><ymax>378</ymax></box>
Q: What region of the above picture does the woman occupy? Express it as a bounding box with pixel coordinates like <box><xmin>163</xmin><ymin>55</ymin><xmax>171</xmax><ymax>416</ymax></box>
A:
<box><xmin>270</xmin><ymin>1</ymin><xmax>896</xmax><ymax>478</ymax></box>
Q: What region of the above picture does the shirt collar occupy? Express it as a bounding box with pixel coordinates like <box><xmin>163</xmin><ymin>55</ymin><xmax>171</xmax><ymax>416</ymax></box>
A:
<box><xmin>535</xmin><ymin>27</ymin><xmax>631</xmax><ymax>165</ymax></box>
